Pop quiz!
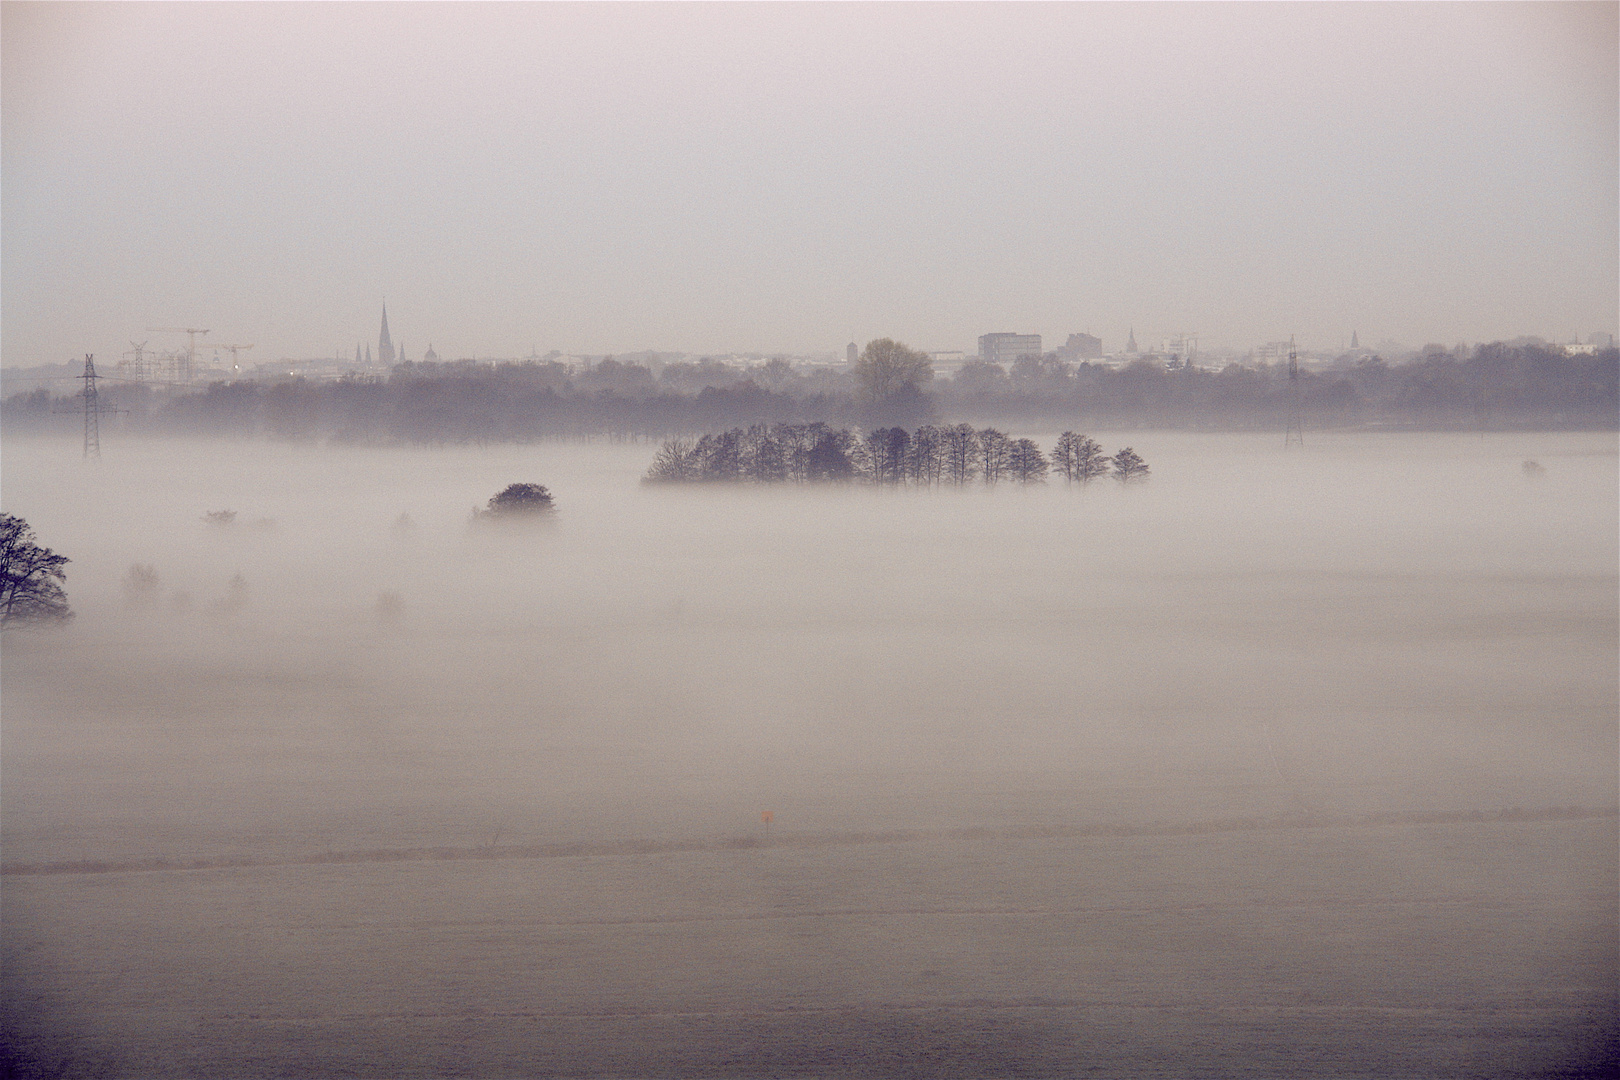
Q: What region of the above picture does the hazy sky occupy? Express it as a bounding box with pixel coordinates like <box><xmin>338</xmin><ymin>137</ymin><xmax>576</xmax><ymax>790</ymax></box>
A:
<box><xmin>3</xmin><ymin>2</ymin><xmax>1615</xmax><ymax>366</ymax></box>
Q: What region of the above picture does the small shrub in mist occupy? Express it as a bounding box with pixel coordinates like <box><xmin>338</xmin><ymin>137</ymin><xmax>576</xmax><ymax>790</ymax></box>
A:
<box><xmin>122</xmin><ymin>563</ymin><xmax>161</xmax><ymax>609</ymax></box>
<box><xmin>203</xmin><ymin>510</ymin><xmax>237</xmax><ymax>527</ymax></box>
<box><xmin>208</xmin><ymin>573</ymin><xmax>249</xmax><ymax>615</ymax></box>
<box><xmin>1522</xmin><ymin>459</ymin><xmax>1547</xmax><ymax>479</ymax></box>
<box><xmin>391</xmin><ymin>511</ymin><xmax>417</xmax><ymax>538</ymax></box>
<box><xmin>474</xmin><ymin>483</ymin><xmax>556</xmax><ymax>522</ymax></box>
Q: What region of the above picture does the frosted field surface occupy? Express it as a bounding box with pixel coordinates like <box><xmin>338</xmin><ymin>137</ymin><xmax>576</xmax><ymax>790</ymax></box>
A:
<box><xmin>2</xmin><ymin>430</ymin><xmax>1615</xmax><ymax>1077</ymax></box>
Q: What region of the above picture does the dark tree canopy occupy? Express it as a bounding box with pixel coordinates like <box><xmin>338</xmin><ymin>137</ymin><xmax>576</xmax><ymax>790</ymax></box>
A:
<box><xmin>0</xmin><ymin>513</ymin><xmax>73</xmax><ymax>625</ymax></box>
<box><xmin>483</xmin><ymin>483</ymin><xmax>556</xmax><ymax>517</ymax></box>
<box><xmin>644</xmin><ymin>424</ymin><xmax>1066</xmax><ymax>487</ymax></box>
<box><xmin>1112</xmin><ymin>447</ymin><xmax>1150</xmax><ymax>482</ymax></box>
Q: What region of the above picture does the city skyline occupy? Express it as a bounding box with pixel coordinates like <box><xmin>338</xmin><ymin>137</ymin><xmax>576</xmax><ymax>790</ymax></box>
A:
<box><xmin>3</xmin><ymin>3</ymin><xmax>1615</xmax><ymax>368</ymax></box>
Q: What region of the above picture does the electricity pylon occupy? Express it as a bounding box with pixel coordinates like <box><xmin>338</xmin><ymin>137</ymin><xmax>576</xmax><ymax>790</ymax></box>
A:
<box><xmin>54</xmin><ymin>355</ymin><xmax>123</xmax><ymax>459</ymax></box>
<box><xmin>1284</xmin><ymin>335</ymin><xmax>1304</xmax><ymax>449</ymax></box>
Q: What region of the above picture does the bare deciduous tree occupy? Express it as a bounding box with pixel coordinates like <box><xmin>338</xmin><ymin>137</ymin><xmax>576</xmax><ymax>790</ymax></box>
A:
<box><xmin>977</xmin><ymin>428</ymin><xmax>1010</xmax><ymax>484</ymax></box>
<box><xmin>1007</xmin><ymin>438</ymin><xmax>1049</xmax><ymax>482</ymax></box>
<box><xmin>941</xmin><ymin>424</ymin><xmax>979</xmax><ymax>486</ymax></box>
<box><xmin>0</xmin><ymin>514</ymin><xmax>72</xmax><ymax>625</ymax></box>
<box><xmin>1112</xmin><ymin>447</ymin><xmax>1150</xmax><ymax>483</ymax></box>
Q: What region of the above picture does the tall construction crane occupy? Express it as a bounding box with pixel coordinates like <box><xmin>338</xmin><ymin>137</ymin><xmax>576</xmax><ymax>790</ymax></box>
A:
<box><xmin>147</xmin><ymin>327</ymin><xmax>210</xmax><ymax>382</ymax></box>
<box><xmin>208</xmin><ymin>343</ymin><xmax>254</xmax><ymax>375</ymax></box>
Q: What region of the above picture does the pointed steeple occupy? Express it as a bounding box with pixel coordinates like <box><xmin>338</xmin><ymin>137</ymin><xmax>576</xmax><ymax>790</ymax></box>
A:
<box><xmin>378</xmin><ymin>302</ymin><xmax>395</xmax><ymax>366</ymax></box>
<box><xmin>1126</xmin><ymin>327</ymin><xmax>1138</xmax><ymax>353</ymax></box>
<box><xmin>1350</xmin><ymin>329</ymin><xmax>1359</xmax><ymax>350</ymax></box>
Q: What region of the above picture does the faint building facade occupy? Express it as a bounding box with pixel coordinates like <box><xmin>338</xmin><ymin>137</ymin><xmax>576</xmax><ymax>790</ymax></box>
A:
<box><xmin>978</xmin><ymin>333</ymin><xmax>1042</xmax><ymax>365</ymax></box>
<box><xmin>1057</xmin><ymin>333</ymin><xmax>1103</xmax><ymax>361</ymax></box>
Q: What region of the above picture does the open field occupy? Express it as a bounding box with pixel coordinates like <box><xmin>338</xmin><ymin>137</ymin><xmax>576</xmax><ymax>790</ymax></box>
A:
<box><xmin>4</xmin><ymin>816</ymin><xmax>1615</xmax><ymax>1078</ymax></box>
<box><xmin>3</xmin><ymin>430</ymin><xmax>1616</xmax><ymax>1076</ymax></box>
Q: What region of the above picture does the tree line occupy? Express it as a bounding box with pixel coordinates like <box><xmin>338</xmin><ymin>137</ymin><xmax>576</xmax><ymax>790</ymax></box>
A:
<box><xmin>644</xmin><ymin>424</ymin><xmax>1148</xmax><ymax>486</ymax></box>
<box><xmin>2</xmin><ymin>340</ymin><xmax>1612</xmax><ymax>443</ymax></box>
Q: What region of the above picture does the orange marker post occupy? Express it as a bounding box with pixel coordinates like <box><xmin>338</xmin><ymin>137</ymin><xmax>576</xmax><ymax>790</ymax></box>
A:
<box><xmin>761</xmin><ymin>809</ymin><xmax>774</xmax><ymax>841</ymax></box>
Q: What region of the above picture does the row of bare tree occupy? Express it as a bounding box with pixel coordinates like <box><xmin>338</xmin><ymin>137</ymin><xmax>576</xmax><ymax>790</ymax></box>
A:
<box><xmin>644</xmin><ymin>424</ymin><xmax>1149</xmax><ymax>486</ymax></box>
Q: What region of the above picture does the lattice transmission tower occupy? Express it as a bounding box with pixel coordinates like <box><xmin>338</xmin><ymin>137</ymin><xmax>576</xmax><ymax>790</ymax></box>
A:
<box><xmin>1284</xmin><ymin>336</ymin><xmax>1304</xmax><ymax>449</ymax></box>
<box><xmin>55</xmin><ymin>355</ymin><xmax>124</xmax><ymax>459</ymax></box>
<box><xmin>81</xmin><ymin>354</ymin><xmax>103</xmax><ymax>458</ymax></box>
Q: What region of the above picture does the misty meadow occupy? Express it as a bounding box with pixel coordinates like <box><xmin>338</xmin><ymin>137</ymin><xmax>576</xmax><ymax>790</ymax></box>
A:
<box><xmin>2</xmin><ymin>428</ymin><xmax>1615</xmax><ymax>1077</ymax></box>
<box><xmin>5</xmin><ymin>2</ymin><xmax>1618</xmax><ymax>1077</ymax></box>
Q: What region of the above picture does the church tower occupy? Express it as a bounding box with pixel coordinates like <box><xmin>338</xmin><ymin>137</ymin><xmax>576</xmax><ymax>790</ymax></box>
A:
<box><xmin>1126</xmin><ymin>327</ymin><xmax>1138</xmax><ymax>353</ymax></box>
<box><xmin>378</xmin><ymin>303</ymin><xmax>396</xmax><ymax>366</ymax></box>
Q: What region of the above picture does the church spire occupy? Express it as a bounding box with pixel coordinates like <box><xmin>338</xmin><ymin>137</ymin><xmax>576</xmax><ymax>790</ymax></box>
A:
<box><xmin>378</xmin><ymin>302</ymin><xmax>395</xmax><ymax>366</ymax></box>
<box><xmin>1126</xmin><ymin>327</ymin><xmax>1138</xmax><ymax>353</ymax></box>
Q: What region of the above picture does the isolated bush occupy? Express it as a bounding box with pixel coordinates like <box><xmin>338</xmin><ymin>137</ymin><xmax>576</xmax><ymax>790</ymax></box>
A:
<box><xmin>123</xmin><ymin>563</ymin><xmax>161</xmax><ymax>608</ymax></box>
<box><xmin>203</xmin><ymin>510</ymin><xmax>237</xmax><ymax>526</ymax></box>
<box><xmin>479</xmin><ymin>483</ymin><xmax>555</xmax><ymax>519</ymax></box>
<box><xmin>209</xmin><ymin>573</ymin><xmax>249</xmax><ymax>615</ymax></box>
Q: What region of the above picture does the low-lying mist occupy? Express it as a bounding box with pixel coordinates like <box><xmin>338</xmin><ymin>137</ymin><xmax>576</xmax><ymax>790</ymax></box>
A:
<box><xmin>3</xmin><ymin>430</ymin><xmax>1613</xmax><ymax>864</ymax></box>
<box><xmin>4</xmin><ymin>428</ymin><xmax>1616</xmax><ymax>1078</ymax></box>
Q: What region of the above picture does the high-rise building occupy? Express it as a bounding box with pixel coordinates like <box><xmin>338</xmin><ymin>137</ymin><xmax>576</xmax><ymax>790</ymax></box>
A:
<box><xmin>978</xmin><ymin>333</ymin><xmax>1042</xmax><ymax>365</ymax></box>
<box><xmin>378</xmin><ymin>303</ymin><xmax>396</xmax><ymax>367</ymax></box>
<box><xmin>847</xmin><ymin>342</ymin><xmax>859</xmax><ymax>365</ymax></box>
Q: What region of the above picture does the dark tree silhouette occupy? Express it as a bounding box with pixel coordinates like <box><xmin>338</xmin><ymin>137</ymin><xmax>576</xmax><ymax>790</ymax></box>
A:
<box><xmin>941</xmin><ymin>424</ymin><xmax>979</xmax><ymax>486</ymax></box>
<box><xmin>1051</xmin><ymin>431</ymin><xmax>1081</xmax><ymax>481</ymax></box>
<box><xmin>1007</xmin><ymin>438</ymin><xmax>1049</xmax><ymax>482</ymax></box>
<box><xmin>1</xmin><ymin>513</ymin><xmax>73</xmax><ymax>625</ymax></box>
<box><xmin>805</xmin><ymin>431</ymin><xmax>855</xmax><ymax>481</ymax></box>
<box><xmin>1073</xmin><ymin>434</ymin><xmax>1112</xmax><ymax>483</ymax></box>
<box><xmin>862</xmin><ymin>427</ymin><xmax>911</xmax><ymax>485</ymax></box>
<box><xmin>1112</xmin><ymin>447</ymin><xmax>1150</xmax><ymax>483</ymax></box>
<box><xmin>907</xmin><ymin>425</ymin><xmax>943</xmax><ymax>486</ymax></box>
<box><xmin>644</xmin><ymin>438</ymin><xmax>697</xmax><ymax>482</ymax></box>
<box><xmin>977</xmin><ymin>428</ymin><xmax>1010</xmax><ymax>484</ymax></box>
<box><xmin>482</xmin><ymin>483</ymin><xmax>556</xmax><ymax>516</ymax></box>
<box><xmin>642</xmin><ymin>427</ymin><xmax>1146</xmax><ymax>490</ymax></box>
